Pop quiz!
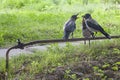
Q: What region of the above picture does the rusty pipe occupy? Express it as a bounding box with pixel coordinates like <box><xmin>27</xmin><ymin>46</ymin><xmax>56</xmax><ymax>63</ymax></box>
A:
<box><xmin>5</xmin><ymin>35</ymin><xmax>120</xmax><ymax>79</ymax></box>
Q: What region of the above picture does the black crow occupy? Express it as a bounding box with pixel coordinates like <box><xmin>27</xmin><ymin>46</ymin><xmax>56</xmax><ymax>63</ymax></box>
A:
<box><xmin>83</xmin><ymin>13</ymin><xmax>111</xmax><ymax>39</ymax></box>
<box><xmin>63</xmin><ymin>14</ymin><xmax>79</xmax><ymax>39</ymax></box>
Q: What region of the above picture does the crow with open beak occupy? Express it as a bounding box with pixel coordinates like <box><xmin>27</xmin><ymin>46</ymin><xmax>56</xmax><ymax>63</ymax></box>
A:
<box><xmin>63</xmin><ymin>13</ymin><xmax>79</xmax><ymax>39</ymax></box>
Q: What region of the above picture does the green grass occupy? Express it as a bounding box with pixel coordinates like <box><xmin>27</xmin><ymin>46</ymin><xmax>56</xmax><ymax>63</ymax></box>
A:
<box><xmin>0</xmin><ymin>39</ymin><xmax>120</xmax><ymax>79</ymax></box>
<box><xmin>0</xmin><ymin>0</ymin><xmax>120</xmax><ymax>47</ymax></box>
<box><xmin>0</xmin><ymin>0</ymin><xmax>120</xmax><ymax>79</ymax></box>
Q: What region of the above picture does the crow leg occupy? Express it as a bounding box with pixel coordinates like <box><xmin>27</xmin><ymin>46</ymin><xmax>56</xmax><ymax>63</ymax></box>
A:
<box><xmin>71</xmin><ymin>32</ymin><xmax>73</xmax><ymax>38</ymax></box>
<box><xmin>91</xmin><ymin>32</ymin><xmax>95</xmax><ymax>39</ymax></box>
<box><xmin>84</xmin><ymin>40</ymin><xmax>86</xmax><ymax>45</ymax></box>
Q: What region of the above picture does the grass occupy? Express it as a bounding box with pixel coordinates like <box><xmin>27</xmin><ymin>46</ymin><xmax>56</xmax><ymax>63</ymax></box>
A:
<box><xmin>0</xmin><ymin>39</ymin><xmax>120</xmax><ymax>79</ymax></box>
<box><xmin>0</xmin><ymin>0</ymin><xmax>120</xmax><ymax>79</ymax></box>
<box><xmin>0</xmin><ymin>0</ymin><xmax>120</xmax><ymax>47</ymax></box>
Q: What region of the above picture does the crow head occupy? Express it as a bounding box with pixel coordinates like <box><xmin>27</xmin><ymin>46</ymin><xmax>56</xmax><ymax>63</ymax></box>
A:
<box><xmin>82</xmin><ymin>13</ymin><xmax>91</xmax><ymax>19</ymax></box>
<box><xmin>71</xmin><ymin>13</ymin><xmax>79</xmax><ymax>20</ymax></box>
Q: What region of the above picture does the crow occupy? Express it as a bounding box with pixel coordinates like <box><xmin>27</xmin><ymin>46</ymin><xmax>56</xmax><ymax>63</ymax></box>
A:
<box><xmin>81</xmin><ymin>17</ymin><xmax>95</xmax><ymax>45</ymax></box>
<box><xmin>63</xmin><ymin>13</ymin><xmax>79</xmax><ymax>39</ymax></box>
<box><xmin>83</xmin><ymin>13</ymin><xmax>111</xmax><ymax>39</ymax></box>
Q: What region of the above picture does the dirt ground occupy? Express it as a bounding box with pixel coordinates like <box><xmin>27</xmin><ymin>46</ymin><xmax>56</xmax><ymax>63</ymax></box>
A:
<box><xmin>35</xmin><ymin>57</ymin><xmax>120</xmax><ymax>80</ymax></box>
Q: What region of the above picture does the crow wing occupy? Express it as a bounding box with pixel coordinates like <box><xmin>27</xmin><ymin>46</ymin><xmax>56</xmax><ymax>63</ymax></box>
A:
<box><xmin>64</xmin><ymin>20</ymin><xmax>76</xmax><ymax>32</ymax></box>
<box><xmin>86</xmin><ymin>19</ymin><xmax>104</xmax><ymax>32</ymax></box>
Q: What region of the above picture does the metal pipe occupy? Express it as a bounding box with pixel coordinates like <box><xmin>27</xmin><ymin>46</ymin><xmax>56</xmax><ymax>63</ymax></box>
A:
<box><xmin>23</xmin><ymin>35</ymin><xmax>120</xmax><ymax>46</ymax></box>
<box><xmin>5</xmin><ymin>35</ymin><xmax>120</xmax><ymax>79</ymax></box>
